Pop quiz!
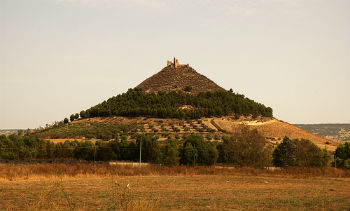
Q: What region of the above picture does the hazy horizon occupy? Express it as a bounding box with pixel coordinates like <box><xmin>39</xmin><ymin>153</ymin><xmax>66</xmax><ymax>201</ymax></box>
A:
<box><xmin>1</xmin><ymin>0</ymin><xmax>349</xmax><ymax>129</ymax></box>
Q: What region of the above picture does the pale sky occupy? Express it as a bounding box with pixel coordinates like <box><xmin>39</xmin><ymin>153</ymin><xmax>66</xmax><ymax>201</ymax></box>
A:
<box><xmin>0</xmin><ymin>0</ymin><xmax>349</xmax><ymax>129</ymax></box>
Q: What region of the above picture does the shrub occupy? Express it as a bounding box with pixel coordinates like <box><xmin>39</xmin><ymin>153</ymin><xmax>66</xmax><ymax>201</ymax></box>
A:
<box><xmin>214</xmin><ymin>134</ymin><xmax>220</xmax><ymax>140</ymax></box>
<box><xmin>183</xmin><ymin>86</ymin><xmax>192</xmax><ymax>92</ymax></box>
<box><xmin>206</xmin><ymin>134</ymin><xmax>212</xmax><ymax>141</ymax></box>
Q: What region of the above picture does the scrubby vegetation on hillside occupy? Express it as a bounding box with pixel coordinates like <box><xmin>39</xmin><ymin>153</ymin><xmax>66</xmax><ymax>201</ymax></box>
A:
<box><xmin>36</xmin><ymin>122</ymin><xmax>136</xmax><ymax>140</ymax></box>
<box><xmin>80</xmin><ymin>89</ymin><xmax>272</xmax><ymax>119</ymax></box>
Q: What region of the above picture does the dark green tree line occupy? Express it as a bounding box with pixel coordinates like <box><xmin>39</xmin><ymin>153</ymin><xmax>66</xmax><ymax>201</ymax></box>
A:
<box><xmin>80</xmin><ymin>89</ymin><xmax>273</xmax><ymax>119</ymax></box>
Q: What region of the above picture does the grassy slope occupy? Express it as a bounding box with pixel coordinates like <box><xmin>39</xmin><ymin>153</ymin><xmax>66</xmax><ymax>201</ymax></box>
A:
<box><xmin>213</xmin><ymin>117</ymin><xmax>339</xmax><ymax>151</ymax></box>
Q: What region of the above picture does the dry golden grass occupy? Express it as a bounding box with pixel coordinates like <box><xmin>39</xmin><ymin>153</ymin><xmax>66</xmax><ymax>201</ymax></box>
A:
<box><xmin>0</xmin><ymin>163</ymin><xmax>349</xmax><ymax>181</ymax></box>
<box><xmin>0</xmin><ymin>171</ymin><xmax>349</xmax><ymax>210</ymax></box>
<box><xmin>0</xmin><ymin>163</ymin><xmax>349</xmax><ymax>210</ymax></box>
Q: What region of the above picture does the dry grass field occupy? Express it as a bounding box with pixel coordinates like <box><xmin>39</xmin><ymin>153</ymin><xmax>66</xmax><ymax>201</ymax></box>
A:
<box><xmin>0</xmin><ymin>164</ymin><xmax>349</xmax><ymax>210</ymax></box>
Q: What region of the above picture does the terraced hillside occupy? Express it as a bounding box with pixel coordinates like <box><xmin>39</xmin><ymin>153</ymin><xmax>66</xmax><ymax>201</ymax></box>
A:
<box><xmin>36</xmin><ymin>116</ymin><xmax>338</xmax><ymax>151</ymax></box>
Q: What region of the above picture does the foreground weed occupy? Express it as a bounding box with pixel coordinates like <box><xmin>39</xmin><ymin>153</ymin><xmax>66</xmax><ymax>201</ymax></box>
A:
<box><xmin>25</xmin><ymin>179</ymin><xmax>79</xmax><ymax>211</ymax></box>
<box><xmin>105</xmin><ymin>181</ymin><xmax>133</xmax><ymax>211</ymax></box>
<box><xmin>102</xmin><ymin>178</ymin><xmax>156</xmax><ymax>211</ymax></box>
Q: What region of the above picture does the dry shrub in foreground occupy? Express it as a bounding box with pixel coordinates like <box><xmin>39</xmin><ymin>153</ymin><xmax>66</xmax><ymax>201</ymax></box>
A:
<box><xmin>0</xmin><ymin>163</ymin><xmax>348</xmax><ymax>181</ymax></box>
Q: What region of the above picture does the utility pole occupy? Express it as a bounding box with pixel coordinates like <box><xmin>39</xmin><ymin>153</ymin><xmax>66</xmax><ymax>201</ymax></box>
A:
<box><xmin>139</xmin><ymin>137</ymin><xmax>142</xmax><ymax>167</ymax></box>
<box><xmin>93</xmin><ymin>144</ymin><xmax>96</xmax><ymax>163</ymax></box>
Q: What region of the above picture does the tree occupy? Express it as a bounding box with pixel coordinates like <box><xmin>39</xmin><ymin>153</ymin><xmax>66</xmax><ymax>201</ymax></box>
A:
<box><xmin>202</xmin><ymin>142</ymin><xmax>218</xmax><ymax>165</ymax></box>
<box><xmin>273</xmin><ymin>137</ymin><xmax>297</xmax><ymax>167</ymax></box>
<box><xmin>95</xmin><ymin>141</ymin><xmax>118</xmax><ymax>161</ymax></box>
<box><xmin>334</xmin><ymin>142</ymin><xmax>350</xmax><ymax>169</ymax></box>
<box><xmin>221</xmin><ymin>127</ymin><xmax>271</xmax><ymax>168</ymax></box>
<box><xmin>181</xmin><ymin>143</ymin><xmax>197</xmax><ymax>166</ymax></box>
<box><xmin>70</xmin><ymin>114</ymin><xmax>75</xmax><ymax>122</ymax></box>
<box><xmin>295</xmin><ymin>139</ymin><xmax>324</xmax><ymax>167</ymax></box>
<box><xmin>322</xmin><ymin>147</ymin><xmax>331</xmax><ymax>167</ymax></box>
<box><xmin>180</xmin><ymin>135</ymin><xmax>217</xmax><ymax>166</ymax></box>
<box><xmin>74</xmin><ymin>113</ymin><xmax>80</xmax><ymax>120</ymax></box>
<box><xmin>80</xmin><ymin>110</ymin><xmax>86</xmax><ymax>118</ymax></box>
<box><xmin>64</xmin><ymin>118</ymin><xmax>69</xmax><ymax>124</ymax></box>
<box><xmin>73</xmin><ymin>141</ymin><xmax>94</xmax><ymax>160</ymax></box>
<box><xmin>137</xmin><ymin>135</ymin><xmax>161</xmax><ymax>163</ymax></box>
<box><xmin>162</xmin><ymin>139</ymin><xmax>180</xmax><ymax>166</ymax></box>
<box><xmin>273</xmin><ymin>137</ymin><xmax>329</xmax><ymax>167</ymax></box>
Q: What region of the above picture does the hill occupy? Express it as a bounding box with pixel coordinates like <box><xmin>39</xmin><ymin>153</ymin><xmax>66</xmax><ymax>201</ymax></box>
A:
<box><xmin>136</xmin><ymin>58</ymin><xmax>225</xmax><ymax>94</ymax></box>
<box><xmin>294</xmin><ymin>124</ymin><xmax>350</xmax><ymax>142</ymax></box>
<box><xmin>0</xmin><ymin>129</ymin><xmax>20</xmax><ymax>136</ymax></box>
<box><xmin>32</xmin><ymin>58</ymin><xmax>337</xmax><ymax>151</ymax></box>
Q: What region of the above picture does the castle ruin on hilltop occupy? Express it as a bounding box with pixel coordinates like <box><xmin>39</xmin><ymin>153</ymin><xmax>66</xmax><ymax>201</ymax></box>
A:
<box><xmin>167</xmin><ymin>57</ymin><xmax>187</xmax><ymax>68</ymax></box>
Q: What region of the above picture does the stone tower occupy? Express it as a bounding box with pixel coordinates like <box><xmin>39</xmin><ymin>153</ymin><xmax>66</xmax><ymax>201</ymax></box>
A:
<box><xmin>174</xmin><ymin>57</ymin><xmax>179</xmax><ymax>68</ymax></box>
<box><xmin>167</xmin><ymin>57</ymin><xmax>180</xmax><ymax>68</ymax></box>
